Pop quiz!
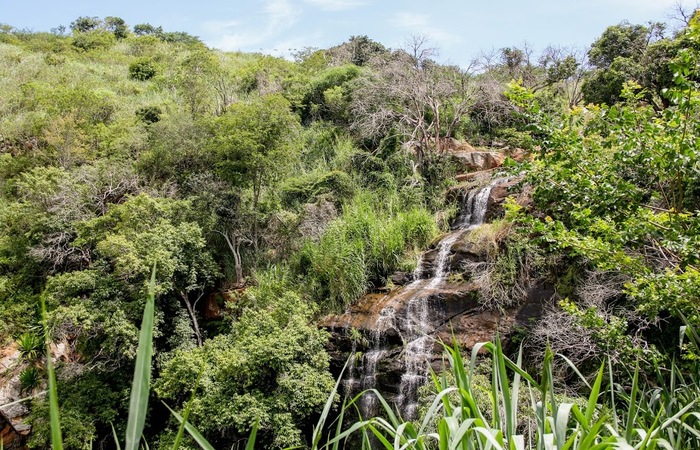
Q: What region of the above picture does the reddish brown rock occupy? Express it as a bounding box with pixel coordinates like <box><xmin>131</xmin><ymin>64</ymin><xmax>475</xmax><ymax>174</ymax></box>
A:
<box><xmin>202</xmin><ymin>293</ymin><xmax>223</xmax><ymax>320</ymax></box>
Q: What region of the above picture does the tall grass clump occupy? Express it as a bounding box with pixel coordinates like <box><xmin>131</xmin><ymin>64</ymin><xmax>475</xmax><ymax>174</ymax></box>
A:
<box><xmin>325</xmin><ymin>326</ymin><xmax>700</xmax><ymax>450</ymax></box>
<box><xmin>295</xmin><ymin>190</ymin><xmax>437</xmax><ymax>309</ymax></box>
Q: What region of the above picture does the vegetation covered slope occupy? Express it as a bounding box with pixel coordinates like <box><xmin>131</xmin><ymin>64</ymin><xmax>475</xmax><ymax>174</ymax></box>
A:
<box><xmin>0</xmin><ymin>10</ymin><xmax>699</xmax><ymax>449</ymax></box>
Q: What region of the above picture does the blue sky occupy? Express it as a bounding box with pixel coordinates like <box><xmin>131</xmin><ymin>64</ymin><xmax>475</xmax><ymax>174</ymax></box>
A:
<box><xmin>1</xmin><ymin>0</ymin><xmax>691</xmax><ymax>66</ymax></box>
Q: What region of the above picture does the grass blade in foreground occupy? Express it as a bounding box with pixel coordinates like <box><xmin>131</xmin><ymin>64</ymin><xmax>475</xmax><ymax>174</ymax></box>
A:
<box><xmin>171</xmin><ymin>364</ymin><xmax>205</xmax><ymax>450</ymax></box>
<box><xmin>245</xmin><ymin>420</ymin><xmax>258</xmax><ymax>450</ymax></box>
<box><xmin>165</xmin><ymin>404</ymin><xmax>215</xmax><ymax>450</ymax></box>
<box><xmin>41</xmin><ymin>295</ymin><xmax>63</xmax><ymax>450</ymax></box>
<box><xmin>125</xmin><ymin>266</ymin><xmax>157</xmax><ymax>450</ymax></box>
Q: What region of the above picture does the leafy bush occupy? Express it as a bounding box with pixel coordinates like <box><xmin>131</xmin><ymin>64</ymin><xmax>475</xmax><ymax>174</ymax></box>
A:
<box><xmin>155</xmin><ymin>289</ymin><xmax>334</xmax><ymax>449</ymax></box>
<box><xmin>135</xmin><ymin>105</ymin><xmax>162</xmax><ymax>124</ymax></box>
<box><xmin>71</xmin><ymin>30</ymin><xmax>116</xmax><ymax>52</ymax></box>
<box><xmin>280</xmin><ymin>170</ymin><xmax>355</xmax><ymax>206</ymax></box>
<box><xmin>128</xmin><ymin>58</ymin><xmax>157</xmax><ymax>81</ymax></box>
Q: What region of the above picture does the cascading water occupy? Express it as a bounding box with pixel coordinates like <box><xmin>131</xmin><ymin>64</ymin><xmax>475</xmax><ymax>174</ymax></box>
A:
<box><xmin>341</xmin><ymin>179</ymin><xmax>503</xmax><ymax>419</ymax></box>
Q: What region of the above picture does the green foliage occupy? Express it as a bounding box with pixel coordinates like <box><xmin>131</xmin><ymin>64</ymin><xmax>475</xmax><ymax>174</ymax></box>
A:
<box><xmin>583</xmin><ymin>21</ymin><xmax>673</xmax><ymax>106</ymax></box>
<box><xmin>135</xmin><ymin>105</ymin><xmax>162</xmax><ymax>124</ymax></box>
<box><xmin>104</xmin><ymin>16</ymin><xmax>128</xmax><ymax>40</ymax></box>
<box><xmin>210</xmin><ymin>94</ymin><xmax>300</xmax><ymax>199</ymax></box>
<box><xmin>300</xmin><ymin>64</ymin><xmax>361</xmax><ymax>123</ymax></box>
<box><xmin>155</xmin><ymin>289</ymin><xmax>334</xmax><ymax>449</ymax></box>
<box><xmin>128</xmin><ymin>58</ymin><xmax>157</xmax><ymax>81</ymax></box>
<box><xmin>500</xmin><ymin>19</ymin><xmax>700</xmax><ymax>381</ymax></box>
<box><xmin>70</xmin><ymin>16</ymin><xmax>101</xmax><ymax>34</ymax></box>
<box><xmin>71</xmin><ymin>30</ymin><xmax>116</xmax><ymax>52</ymax></box>
<box><xmin>16</xmin><ymin>331</ymin><xmax>43</xmax><ymax>361</ymax></box>
<box><xmin>280</xmin><ymin>170</ymin><xmax>355</xmax><ymax>206</ymax></box>
<box><xmin>19</xmin><ymin>366</ymin><xmax>41</xmax><ymax>392</ymax></box>
<box><xmin>296</xmin><ymin>191</ymin><xmax>437</xmax><ymax>308</ymax></box>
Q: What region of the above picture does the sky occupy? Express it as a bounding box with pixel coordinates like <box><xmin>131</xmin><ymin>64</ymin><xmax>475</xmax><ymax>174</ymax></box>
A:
<box><xmin>1</xmin><ymin>0</ymin><xmax>694</xmax><ymax>67</ymax></box>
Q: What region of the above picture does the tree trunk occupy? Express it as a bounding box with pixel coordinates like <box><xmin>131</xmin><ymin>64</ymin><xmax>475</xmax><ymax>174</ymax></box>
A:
<box><xmin>180</xmin><ymin>291</ymin><xmax>203</xmax><ymax>347</ymax></box>
<box><xmin>219</xmin><ymin>231</ymin><xmax>246</xmax><ymax>287</ymax></box>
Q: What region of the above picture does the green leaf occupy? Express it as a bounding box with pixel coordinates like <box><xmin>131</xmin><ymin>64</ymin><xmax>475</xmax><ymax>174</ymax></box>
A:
<box><xmin>41</xmin><ymin>294</ymin><xmax>63</xmax><ymax>450</ymax></box>
<box><xmin>125</xmin><ymin>266</ymin><xmax>157</xmax><ymax>450</ymax></box>
<box><xmin>245</xmin><ymin>420</ymin><xmax>258</xmax><ymax>450</ymax></box>
<box><xmin>165</xmin><ymin>404</ymin><xmax>215</xmax><ymax>450</ymax></box>
<box><xmin>172</xmin><ymin>363</ymin><xmax>205</xmax><ymax>450</ymax></box>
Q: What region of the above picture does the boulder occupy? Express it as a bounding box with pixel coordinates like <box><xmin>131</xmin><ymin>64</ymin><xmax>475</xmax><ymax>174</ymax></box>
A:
<box><xmin>390</xmin><ymin>271</ymin><xmax>413</xmax><ymax>286</ymax></box>
<box><xmin>448</xmin><ymin>151</ymin><xmax>506</xmax><ymax>173</ymax></box>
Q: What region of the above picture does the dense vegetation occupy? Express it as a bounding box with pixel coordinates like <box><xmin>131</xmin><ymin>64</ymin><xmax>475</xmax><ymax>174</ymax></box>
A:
<box><xmin>1</xmin><ymin>9</ymin><xmax>700</xmax><ymax>449</ymax></box>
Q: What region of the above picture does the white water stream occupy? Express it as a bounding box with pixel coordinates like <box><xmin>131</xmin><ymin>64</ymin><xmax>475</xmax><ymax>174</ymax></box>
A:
<box><xmin>346</xmin><ymin>179</ymin><xmax>503</xmax><ymax>419</ymax></box>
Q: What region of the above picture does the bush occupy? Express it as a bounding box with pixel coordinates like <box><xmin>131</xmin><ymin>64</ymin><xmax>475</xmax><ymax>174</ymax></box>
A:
<box><xmin>135</xmin><ymin>105</ymin><xmax>162</xmax><ymax>124</ymax></box>
<box><xmin>280</xmin><ymin>170</ymin><xmax>355</xmax><ymax>206</ymax></box>
<box><xmin>71</xmin><ymin>30</ymin><xmax>116</xmax><ymax>52</ymax></box>
<box><xmin>19</xmin><ymin>366</ymin><xmax>41</xmax><ymax>392</ymax></box>
<box><xmin>128</xmin><ymin>58</ymin><xmax>157</xmax><ymax>81</ymax></box>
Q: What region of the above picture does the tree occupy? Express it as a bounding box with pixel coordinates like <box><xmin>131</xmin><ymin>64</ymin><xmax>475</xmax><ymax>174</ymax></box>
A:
<box><xmin>73</xmin><ymin>194</ymin><xmax>219</xmax><ymax>346</ymax></box>
<box><xmin>209</xmin><ymin>94</ymin><xmax>301</xmax><ymax>248</ymax></box>
<box><xmin>133</xmin><ymin>23</ymin><xmax>162</xmax><ymax>36</ymax></box>
<box><xmin>104</xmin><ymin>16</ymin><xmax>128</xmax><ymax>40</ymax></box>
<box><xmin>539</xmin><ymin>45</ymin><xmax>588</xmax><ymax>107</ymax></box>
<box><xmin>155</xmin><ymin>285</ymin><xmax>334</xmax><ymax>449</ymax></box>
<box><xmin>175</xmin><ymin>50</ymin><xmax>219</xmax><ymax>116</ymax></box>
<box><xmin>350</xmin><ymin>37</ymin><xmax>475</xmax><ymax>167</ymax></box>
<box><xmin>583</xmin><ymin>21</ymin><xmax>667</xmax><ymax>106</ymax></box>
<box><xmin>69</xmin><ymin>16</ymin><xmax>101</xmax><ymax>33</ymax></box>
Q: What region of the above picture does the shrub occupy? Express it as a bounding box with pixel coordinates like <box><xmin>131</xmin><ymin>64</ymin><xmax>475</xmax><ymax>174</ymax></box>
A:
<box><xmin>17</xmin><ymin>331</ymin><xmax>43</xmax><ymax>361</ymax></box>
<box><xmin>128</xmin><ymin>58</ymin><xmax>157</xmax><ymax>81</ymax></box>
<box><xmin>280</xmin><ymin>170</ymin><xmax>355</xmax><ymax>206</ymax></box>
<box><xmin>19</xmin><ymin>366</ymin><xmax>41</xmax><ymax>392</ymax></box>
<box><xmin>135</xmin><ymin>105</ymin><xmax>162</xmax><ymax>124</ymax></box>
<box><xmin>71</xmin><ymin>30</ymin><xmax>116</xmax><ymax>52</ymax></box>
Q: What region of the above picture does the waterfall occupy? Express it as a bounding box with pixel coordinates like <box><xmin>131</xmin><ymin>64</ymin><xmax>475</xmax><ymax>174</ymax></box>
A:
<box><xmin>341</xmin><ymin>179</ymin><xmax>502</xmax><ymax>419</ymax></box>
<box><xmin>396</xmin><ymin>182</ymin><xmax>494</xmax><ymax>417</ymax></box>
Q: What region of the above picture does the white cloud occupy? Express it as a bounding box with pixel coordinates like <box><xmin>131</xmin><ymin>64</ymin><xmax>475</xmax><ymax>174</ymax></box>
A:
<box><xmin>390</xmin><ymin>12</ymin><xmax>461</xmax><ymax>46</ymax></box>
<box><xmin>303</xmin><ymin>0</ymin><xmax>367</xmax><ymax>11</ymax></box>
<box><xmin>205</xmin><ymin>0</ymin><xmax>302</xmax><ymax>51</ymax></box>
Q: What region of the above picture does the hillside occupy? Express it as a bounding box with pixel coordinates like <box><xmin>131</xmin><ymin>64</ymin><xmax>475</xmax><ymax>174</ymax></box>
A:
<box><xmin>1</xmin><ymin>14</ymin><xmax>700</xmax><ymax>450</ymax></box>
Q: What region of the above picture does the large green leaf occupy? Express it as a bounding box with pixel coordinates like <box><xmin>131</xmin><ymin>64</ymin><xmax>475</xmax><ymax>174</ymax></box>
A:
<box><xmin>41</xmin><ymin>295</ymin><xmax>63</xmax><ymax>450</ymax></box>
<box><xmin>125</xmin><ymin>267</ymin><xmax>157</xmax><ymax>450</ymax></box>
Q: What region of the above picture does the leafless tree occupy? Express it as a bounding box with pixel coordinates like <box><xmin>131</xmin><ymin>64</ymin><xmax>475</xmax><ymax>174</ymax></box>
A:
<box><xmin>530</xmin><ymin>271</ymin><xmax>652</xmax><ymax>370</ymax></box>
<box><xmin>667</xmin><ymin>1</ymin><xmax>698</xmax><ymax>29</ymax></box>
<box><xmin>538</xmin><ymin>45</ymin><xmax>588</xmax><ymax>108</ymax></box>
<box><xmin>350</xmin><ymin>36</ymin><xmax>476</xmax><ymax>167</ymax></box>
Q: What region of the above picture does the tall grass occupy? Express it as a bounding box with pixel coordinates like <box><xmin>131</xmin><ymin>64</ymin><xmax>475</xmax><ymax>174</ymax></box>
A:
<box><xmin>297</xmin><ymin>190</ymin><xmax>437</xmax><ymax>309</ymax></box>
<box><xmin>314</xmin><ymin>328</ymin><xmax>700</xmax><ymax>450</ymax></box>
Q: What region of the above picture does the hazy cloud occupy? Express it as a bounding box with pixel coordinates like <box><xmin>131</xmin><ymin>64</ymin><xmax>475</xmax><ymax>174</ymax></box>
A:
<box><xmin>205</xmin><ymin>0</ymin><xmax>302</xmax><ymax>50</ymax></box>
<box><xmin>390</xmin><ymin>12</ymin><xmax>461</xmax><ymax>45</ymax></box>
<box><xmin>303</xmin><ymin>0</ymin><xmax>368</xmax><ymax>11</ymax></box>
